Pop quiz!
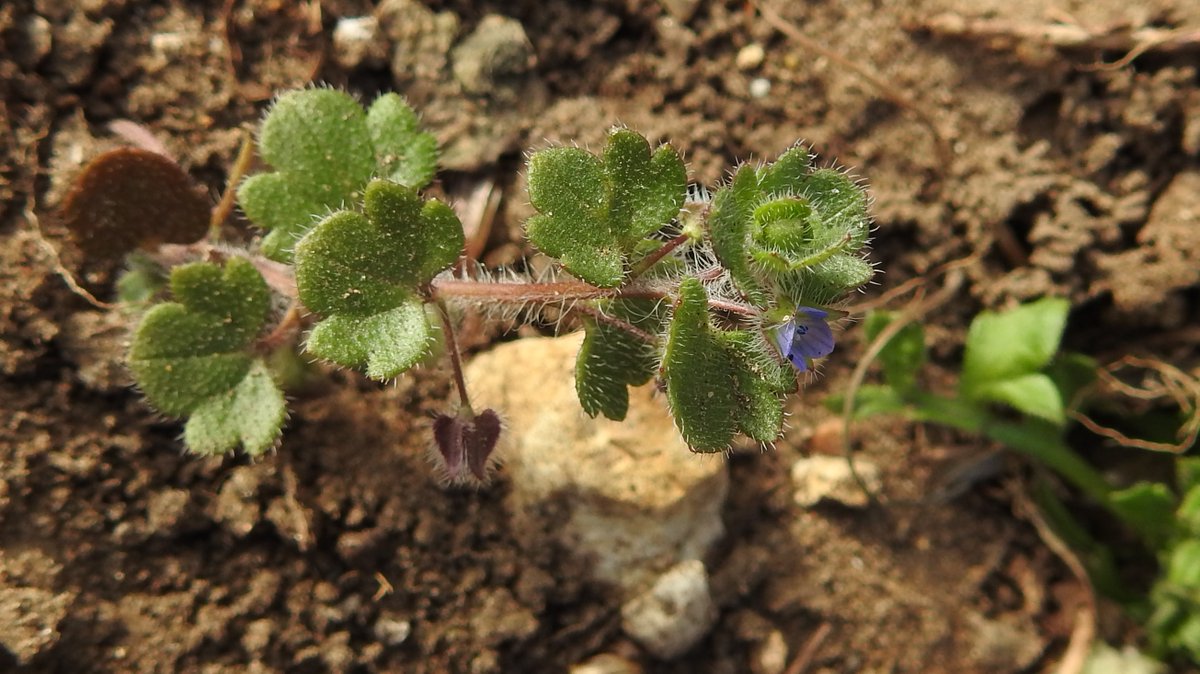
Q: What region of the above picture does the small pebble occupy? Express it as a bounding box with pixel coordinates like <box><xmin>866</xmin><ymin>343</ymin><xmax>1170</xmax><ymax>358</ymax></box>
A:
<box><xmin>736</xmin><ymin>43</ymin><xmax>765</xmax><ymax>70</ymax></box>
<box><xmin>333</xmin><ymin>16</ymin><xmax>385</xmax><ymax>69</ymax></box>
<box><xmin>621</xmin><ymin>560</ymin><xmax>717</xmax><ymax>659</ymax></box>
<box><xmin>749</xmin><ymin>77</ymin><xmax>772</xmax><ymax>99</ymax></box>
<box><xmin>791</xmin><ymin>455</ymin><xmax>880</xmax><ymax>508</ymax></box>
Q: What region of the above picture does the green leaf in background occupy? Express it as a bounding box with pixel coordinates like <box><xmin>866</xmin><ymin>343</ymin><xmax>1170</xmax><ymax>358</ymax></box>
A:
<box><xmin>1044</xmin><ymin>351</ymin><xmax>1099</xmax><ymax>412</ymax></box>
<box><xmin>827</xmin><ymin>384</ymin><xmax>910</xmax><ymax>420</ymax></box>
<box><xmin>863</xmin><ymin>310</ymin><xmax>925</xmax><ymax>394</ymax></box>
<box><xmin>526</xmin><ymin>128</ymin><xmax>686</xmax><ymax>287</ymax></box>
<box><xmin>961</xmin><ymin>297</ymin><xmax>1070</xmax><ymax>391</ymax></box>
<box><xmin>1150</xmin><ymin>539</ymin><xmax>1200</xmax><ymax>660</ymax></box>
<box><xmin>1179</xmin><ymin>458</ymin><xmax>1200</xmax><ymax>497</ymax></box>
<box><xmin>1176</xmin><ymin>485</ymin><xmax>1200</xmax><ymax>535</ymax></box>
<box><xmin>661</xmin><ymin>278</ymin><xmax>740</xmax><ymax>451</ymax></box>
<box><xmin>129</xmin><ymin>258</ymin><xmax>284</xmax><ymax>455</ymax></box>
<box><xmin>1108</xmin><ymin>481</ymin><xmax>1177</xmax><ymax>550</ymax></box>
<box><xmin>575</xmin><ymin>299</ymin><xmax>663</xmax><ymax>421</ymax></box>
<box><xmin>972</xmin><ymin>373</ymin><xmax>1066</xmax><ymax>425</ymax></box>
<box><xmin>238</xmin><ymin>89</ymin><xmax>438</xmax><ymax>260</ymax></box>
<box><xmin>293</xmin><ymin>179</ymin><xmax>463</xmax><ymax>379</ymax></box>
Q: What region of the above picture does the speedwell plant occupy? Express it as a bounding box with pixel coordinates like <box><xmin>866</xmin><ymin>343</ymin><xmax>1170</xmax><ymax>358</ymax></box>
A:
<box><xmin>117</xmin><ymin>88</ymin><xmax>874</xmax><ymax>481</ymax></box>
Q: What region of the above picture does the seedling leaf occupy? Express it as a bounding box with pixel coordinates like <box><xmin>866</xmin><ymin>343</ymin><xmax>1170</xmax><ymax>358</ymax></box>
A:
<box><xmin>863</xmin><ymin>311</ymin><xmax>926</xmax><ymax>394</ymax></box>
<box><xmin>239</xmin><ymin>88</ymin><xmax>376</xmax><ymax>260</ymax></box>
<box><xmin>962</xmin><ymin>297</ymin><xmax>1070</xmax><ymax>392</ymax></box>
<box><xmin>1108</xmin><ymin>481</ymin><xmax>1177</xmax><ymax>549</ymax></box>
<box><xmin>971</xmin><ymin>373</ymin><xmax>1066</xmax><ymax>425</ymax></box>
<box><xmin>61</xmin><ymin>147</ymin><xmax>209</xmax><ymax>262</ymax></box>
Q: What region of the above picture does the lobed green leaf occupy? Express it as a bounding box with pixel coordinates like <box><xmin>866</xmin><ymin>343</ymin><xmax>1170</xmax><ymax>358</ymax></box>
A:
<box><xmin>129</xmin><ymin>258</ymin><xmax>285</xmax><ymax>455</ymax></box>
<box><xmin>293</xmin><ymin>179</ymin><xmax>462</xmax><ymax>379</ymax></box>
<box><xmin>184</xmin><ymin>360</ymin><xmax>286</xmax><ymax>456</ymax></box>
<box><xmin>367</xmin><ymin>93</ymin><xmax>438</xmax><ymax>189</ymax></box>
<box><xmin>239</xmin><ymin>89</ymin><xmax>439</xmax><ymax>261</ymax></box>
<box><xmin>708</xmin><ymin>165</ymin><xmax>766</xmax><ymax>303</ymax></box>
<box><xmin>526</xmin><ymin>129</ymin><xmax>686</xmax><ymax>287</ymax></box>
<box><xmin>720</xmin><ymin>330</ymin><xmax>794</xmax><ymax>443</ymax></box>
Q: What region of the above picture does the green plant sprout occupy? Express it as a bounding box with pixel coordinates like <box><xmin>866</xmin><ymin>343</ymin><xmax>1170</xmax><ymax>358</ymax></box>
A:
<box><xmin>838</xmin><ymin>299</ymin><xmax>1200</xmax><ymax>666</ymax></box>
<box><xmin>86</xmin><ymin>87</ymin><xmax>874</xmax><ymax>478</ymax></box>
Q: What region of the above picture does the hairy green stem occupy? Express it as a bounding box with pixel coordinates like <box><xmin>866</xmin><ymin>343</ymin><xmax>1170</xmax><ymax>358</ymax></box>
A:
<box><xmin>430</xmin><ymin>277</ymin><xmax>760</xmax><ymax>318</ymax></box>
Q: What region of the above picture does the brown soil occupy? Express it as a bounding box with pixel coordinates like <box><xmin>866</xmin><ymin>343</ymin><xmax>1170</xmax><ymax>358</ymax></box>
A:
<box><xmin>3</xmin><ymin>0</ymin><xmax>1199</xmax><ymax>672</ymax></box>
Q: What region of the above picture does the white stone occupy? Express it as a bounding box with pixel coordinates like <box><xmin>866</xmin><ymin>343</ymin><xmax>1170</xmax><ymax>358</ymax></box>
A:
<box><xmin>791</xmin><ymin>454</ymin><xmax>880</xmax><ymax>507</ymax></box>
<box><xmin>749</xmin><ymin>77</ymin><xmax>772</xmax><ymax>99</ymax></box>
<box><xmin>736</xmin><ymin>43</ymin><xmax>765</xmax><ymax>71</ymax></box>
<box><xmin>620</xmin><ymin>560</ymin><xmax>717</xmax><ymax>660</ymax></box>
<box><xmin>464</xmin><ymin>334</ymin><xmax>728</xmax><ymax>596</ymax></box>
<box><xmin>333</xmin><ymin>16</ymin><xmax>385</xmax><ymax>69</ymax></box>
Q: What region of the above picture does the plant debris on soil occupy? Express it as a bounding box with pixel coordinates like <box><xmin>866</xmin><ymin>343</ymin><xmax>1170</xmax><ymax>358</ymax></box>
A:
<box><xmin>3</xmin><ymin>0</ymin><xmax>1199</xmax><ymax>672</ymax></box>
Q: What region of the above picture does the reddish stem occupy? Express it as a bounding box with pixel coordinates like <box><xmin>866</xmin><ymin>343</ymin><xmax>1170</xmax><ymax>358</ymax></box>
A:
<box><xmin>433</xmin><ymin>298</ymin><xmax>474</xmax><ymax>414</ymax></box>
<box><xmin>628</xmin><ymin>233</ymin><xmax>691</xmax><ymax>279</ymax></box>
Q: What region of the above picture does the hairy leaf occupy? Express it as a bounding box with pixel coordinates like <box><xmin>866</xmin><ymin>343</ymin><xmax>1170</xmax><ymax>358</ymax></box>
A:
<box><xmin>294</xmin><ymin>179</ymin><xmax>462</xmax><ymax>379</ymax></box>
<box><xmin>721</xmin><ymin>330</ymin><xmax>794</xmax><ymax>443</ymax></box>
<box><xmin>575</xmin><ymin>299</ymin><xmax>663</xmax><ymax>420</ymax></box>
<box><xmin>708</xmin><ymin>165</ymin><xmax>765</xmax><ymax>303</ymax></box>
<box><xmin>129</xmin><ymin>258</ymin><xmax>284</xmax><ymax>455</ymax></box>
<box><xmin>708</xmin><ymin>149</ymin><xmax>873</xmax><ymax>309</ymax></box>
<box><xmin>757</xmin><ymin>145</ymin><xmax>812</xmax><ymax>197</ymax></box>
<box><xmin>61</xmin><ymin>147</ymin><xmax>210</xmax><ymax>262</ymax></box>
<box><xmin>526</xmin><ymin>128</ymin><xmax>686</xmax><ymax>287</ymax></box>
<box><xmin>662</xmin><ymin>278</ymin><xmax>739</xmax><ymax>451</ymax></box>
<box><xmin>184</xmin><ymin>360</ymin><xmax>286</xmax><ymax>456</ymax></box>
<box><xmin>367</xmin><ymin>93</ymin><xmax>438</xmax><ymax>189</ymax></box>
<box><xmin>239</xmin><ymin>89</ymin><xmax>440</xmax><ymax>260</ymax></box>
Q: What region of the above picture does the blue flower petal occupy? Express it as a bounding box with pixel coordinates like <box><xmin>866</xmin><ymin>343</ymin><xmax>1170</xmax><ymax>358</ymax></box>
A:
<box><xmin>775</xmin><ymin>307</ymin><xmax>836</xmax><ymax>372</ymax></box>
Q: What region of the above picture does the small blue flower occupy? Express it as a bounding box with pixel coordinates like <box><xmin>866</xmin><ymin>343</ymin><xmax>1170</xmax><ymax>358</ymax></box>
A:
<box><xmin>775</xmin><ymin>307</ymin><xmax>835</xmax><ymax>372</ymax></box>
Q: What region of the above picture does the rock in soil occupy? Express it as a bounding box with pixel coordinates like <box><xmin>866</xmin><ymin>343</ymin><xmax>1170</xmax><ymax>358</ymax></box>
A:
<box><xmin>464</xmin><ymin>333</ymin><xmax>728</xmax><ymax>597</ymax></box>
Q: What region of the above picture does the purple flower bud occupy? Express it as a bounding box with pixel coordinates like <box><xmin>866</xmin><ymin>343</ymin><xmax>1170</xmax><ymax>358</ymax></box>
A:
<box><xmin>774</xmin><ymin>307</ymin><xmax>835</xmax><ymax>372</ymax></box>
<box><xmin>432</xmin><ymin>409</ymin><xmax>502</xmax><ymax>484</ymax></box>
